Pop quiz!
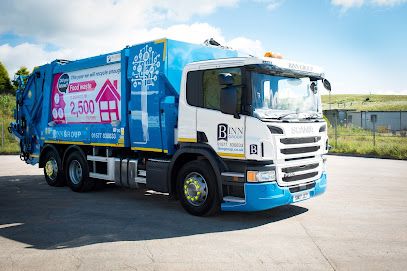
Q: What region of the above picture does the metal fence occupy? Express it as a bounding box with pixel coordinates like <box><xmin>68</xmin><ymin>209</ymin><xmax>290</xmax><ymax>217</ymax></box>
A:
<box><xmin>326</xmin><ymin>111</ymin><xmax>407</xmax><ymax>153</ymax></box>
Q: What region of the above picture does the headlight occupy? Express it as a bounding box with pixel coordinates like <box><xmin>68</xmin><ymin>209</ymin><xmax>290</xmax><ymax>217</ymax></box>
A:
<box><xmin>247</xmin><ymin>170</ymin><xmax>276</xmax><ymax>183</ymax></box>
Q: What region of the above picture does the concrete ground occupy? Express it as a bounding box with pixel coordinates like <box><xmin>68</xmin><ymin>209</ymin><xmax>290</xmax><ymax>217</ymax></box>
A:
<box><xmin>0</xmin><ymin>155</ymin><xmax>406</xmax><ymax>271</ymax></box>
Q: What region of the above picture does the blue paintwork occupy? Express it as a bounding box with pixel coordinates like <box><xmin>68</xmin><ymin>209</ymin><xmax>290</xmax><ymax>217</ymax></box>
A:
<box><xmin>221</xmin><ymin>173</ymin><xmax>327</xmax><ymax>212</ymax></box>
<box><xmin>127</xmin><ymin>41</ymin><xmax>166</xmax><ymax>152</ymax></box>
<box><xmin>10</xmin><ymin>38</ymin><xmax>239</xmax><ymax>163</ymax></box>
<box><xmin>126</xmin><ymin>39</ymin><xmax>238</xmax><ymax>153</ymax></box>
<box><xmin>53</xmin><ymin>51</ymin><xmax>122</xmax><ymax>74</ymax></box>
<box><xmin>166</xmin><ymin>40</ymin><xmax>238</xmax><ymax>94</ymax></box>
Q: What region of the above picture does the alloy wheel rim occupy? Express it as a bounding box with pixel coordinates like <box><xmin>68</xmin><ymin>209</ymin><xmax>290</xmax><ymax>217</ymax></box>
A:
<box><xmin>69</xmin><ymin>160</ymin><xmax>82</xmax><ymax>185</ymax></box>
<box><xmin>45</xmin><ymin>158</ymin><xmax>58</xmax><ymax>180</ymax></box>
<box><xmin>183</xmin><ymin>172</ymin><xmax>208</xmax><ymax>207</ymax></box>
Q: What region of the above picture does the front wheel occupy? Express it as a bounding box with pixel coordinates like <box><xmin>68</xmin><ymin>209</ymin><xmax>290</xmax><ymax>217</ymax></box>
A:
<box><xmin>65</xmin><ymin>150</ymin><xmax>94</xmax><ymax>192</ymax></box>
<box><xmin>177</xmin><ymin>160</ymin><xmax>220</xmax><ymax>216</ymax></box>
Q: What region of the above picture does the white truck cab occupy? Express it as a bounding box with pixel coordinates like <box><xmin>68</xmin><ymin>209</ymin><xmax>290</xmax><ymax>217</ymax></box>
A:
<box><xmin>176</xmin><ymin>55</ymin><xmax>330</xmax><ymax>212</ymax></box>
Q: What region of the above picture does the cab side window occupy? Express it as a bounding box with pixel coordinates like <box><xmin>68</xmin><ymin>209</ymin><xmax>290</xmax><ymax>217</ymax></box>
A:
<box><xmin>202</xmin><ymin>68</ymin><xmax>242</xmax><ymax>112</ymax></box>
<box><xmin>186</xmin><ymin>67</ymin><xmax>243</xmax><ymax>113</ymax></box>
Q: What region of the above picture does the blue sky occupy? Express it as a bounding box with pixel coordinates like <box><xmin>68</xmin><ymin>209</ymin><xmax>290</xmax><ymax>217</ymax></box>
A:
<box><xmin>0</xmin><ymin>0</ymin><xmax>406</xmax><ymax>94</ymax></box>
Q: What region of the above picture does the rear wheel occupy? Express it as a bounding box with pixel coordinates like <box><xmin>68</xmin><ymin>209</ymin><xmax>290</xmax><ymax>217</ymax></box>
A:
<box><xmin>43</xmin><ymin>148</ymin><xmax>65</xmax><ymax>187</ymax></box>
<box><xmin>65</xmin><ymin>150</ymin><xmax>94</xmax><ymax>192</ymax></box>
<box><xmin>177</xmin><ymin>160</ymin><xmax>220</xmax><ymax>216</ymax></box>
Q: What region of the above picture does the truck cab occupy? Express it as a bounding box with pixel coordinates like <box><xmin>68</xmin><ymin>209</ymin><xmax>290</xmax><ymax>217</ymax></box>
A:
<box><xmin>175</xmin><ymin>56</ymin><xmax>329</xmax><ymax>214</ymax></box>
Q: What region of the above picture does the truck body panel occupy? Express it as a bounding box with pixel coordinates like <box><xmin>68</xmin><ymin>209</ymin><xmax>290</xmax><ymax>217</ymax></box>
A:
<box><xmin>221</xmin><ymin>173</ymin><xmax>327</xmax><ymax>211</ymax></box>
<box><xmin>18</xmin><ymin>39</ymin><xmax>239</xmax><ymax>164</ymax></box>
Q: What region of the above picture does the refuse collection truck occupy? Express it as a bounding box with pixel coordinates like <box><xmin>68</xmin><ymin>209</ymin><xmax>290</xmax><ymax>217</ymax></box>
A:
<box><xmin>10</xmin><ymin>38</ymin><xmax>331</xmax><ymax>216</ymax></box>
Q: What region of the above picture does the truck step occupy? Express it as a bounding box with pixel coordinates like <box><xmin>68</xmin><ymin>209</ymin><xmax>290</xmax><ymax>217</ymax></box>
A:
<box><xmin>223</xmin><ymin>196</ymin><xmax>245</xmax><ymax>203</ymax></box>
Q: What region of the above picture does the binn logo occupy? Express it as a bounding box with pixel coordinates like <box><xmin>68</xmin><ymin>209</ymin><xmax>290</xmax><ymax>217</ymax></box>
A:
<box><xmin>250</xmin><ymin>144</ymin><xmax>258</xmax><ymax>155</ymax></box>
<box><xmin>217</xmin><ymin>123</ymin><xmax>229</xmax><ymax>141</ymax></box>
<box><xmin>217</xmin><ymin>123</ymin><xmax>244</xmax><ymax>141</ymax></box>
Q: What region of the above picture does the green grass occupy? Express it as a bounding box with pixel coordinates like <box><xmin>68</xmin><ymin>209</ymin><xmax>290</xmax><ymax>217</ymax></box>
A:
<box><xmin>0</xmin><ymin>94</ymin><xmax>19</xmax><ymax>154</ymax></box>
<box><xmin>0</xmin><ymin>118</ymin><xmax>20</xmax><ymax>154</ymax></box>
<box><xmin>322</xmin><ymin>94</ymin><xmax>407</xmax><ymax>159</ymax></box>
<box><xmin>328</xmin><ymin>126</ymin><xmax>407</xmax><ymax>160</ymax></box>
<box><xmin>322</xmin><ymin>94</ymin><xmax>407</xmax><ymax>111</ymax></box>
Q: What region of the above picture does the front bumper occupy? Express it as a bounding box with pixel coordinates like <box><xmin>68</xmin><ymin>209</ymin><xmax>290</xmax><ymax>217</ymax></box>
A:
<box><xmin>221</xmin><ymin>172</ymin><xmax>327</xmax><ymax>212</ymax></box>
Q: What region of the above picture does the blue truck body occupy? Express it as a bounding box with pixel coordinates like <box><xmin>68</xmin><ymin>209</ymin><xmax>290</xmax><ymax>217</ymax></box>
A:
<box><xmin>13</xmin><ymin>39</ymin><xmax>237</xmax><ymax>165</ymax></box>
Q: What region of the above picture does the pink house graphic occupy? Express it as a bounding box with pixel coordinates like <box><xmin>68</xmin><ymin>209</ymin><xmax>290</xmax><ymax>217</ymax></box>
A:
<box><xmin>96</xmin><ymin>79</ymin><xmax>120</xmax><ymax>123</ymax></box>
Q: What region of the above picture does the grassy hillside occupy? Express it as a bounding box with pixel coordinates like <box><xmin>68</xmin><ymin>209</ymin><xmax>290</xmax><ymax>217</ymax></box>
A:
<box><xmin>322</xmin><ymin>94</ymin><xmax>407</xmax><ymax>111</ymax></box>
<box><xmin>0</xmin><ymin>94</ymin><xmax>19</xmax><ymax>154</ymax></box>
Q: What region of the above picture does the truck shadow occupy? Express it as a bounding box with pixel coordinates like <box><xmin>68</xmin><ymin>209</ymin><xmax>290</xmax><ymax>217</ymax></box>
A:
<box><xmin>0</xmin><ymin>175</ymin><xmax>308</xmax><ymax>250</ymax></box>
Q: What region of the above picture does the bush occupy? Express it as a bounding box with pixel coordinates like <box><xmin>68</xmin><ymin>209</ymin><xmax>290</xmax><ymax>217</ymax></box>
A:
<box><xmin>0</xmin><ymin>94</ymin><xmax>19</xmax><ymax>154</ymax></box>
<box><xmin>377</xmin><ymin>126</ymin><xmax>388</xmax><ymax>133</ymax></box>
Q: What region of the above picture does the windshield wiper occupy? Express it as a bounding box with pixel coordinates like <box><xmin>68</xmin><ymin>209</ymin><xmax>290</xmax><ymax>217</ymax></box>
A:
<box><xmin>259</xmin><ymin>111</ymin><xmax>321</xmax><ymax>120</ymax></box>
<box><xmin>277</xmin><ymin>112</ymin><xmax>321</xmax><ymax>120</ymax></box>
<box><xmin>277</xmin><ymin>112</ymin><xmax>298</xmax><ymax>120</ymax></box>
<box><xmin>302</xmin><ymin>112</ymin><xmax>322</xmax><ymax>119</ymax></box>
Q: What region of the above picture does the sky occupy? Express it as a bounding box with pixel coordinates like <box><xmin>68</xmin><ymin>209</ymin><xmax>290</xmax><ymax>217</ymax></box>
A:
<box><xmin>0</xmin><ymin>0</ymin><xmax>406</xmax><ymax>94</ymax></box>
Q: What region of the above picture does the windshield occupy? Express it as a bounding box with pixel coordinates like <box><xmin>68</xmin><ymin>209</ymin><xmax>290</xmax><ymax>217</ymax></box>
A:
<box><xmin>251</xmin><ymin>72</ymin><xmax>322</xmax><ymax>120</ymax></box>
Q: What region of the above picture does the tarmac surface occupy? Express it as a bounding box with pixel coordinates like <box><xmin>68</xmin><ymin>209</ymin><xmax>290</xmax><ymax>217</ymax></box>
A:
<box><xmin>0</xmin><ymin>155</ymin><xmax>406</xmax><ymax>270</ymax></box>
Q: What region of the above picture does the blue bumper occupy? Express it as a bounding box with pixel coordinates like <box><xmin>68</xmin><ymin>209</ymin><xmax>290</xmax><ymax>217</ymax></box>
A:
<box><xmin>221</xmin><ymin>173</ymin><xmax>327</xmax><ymax>212</ymax></box>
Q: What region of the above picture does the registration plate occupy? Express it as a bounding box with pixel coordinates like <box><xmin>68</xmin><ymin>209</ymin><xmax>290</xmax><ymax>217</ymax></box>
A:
<box><xmin>293</xmin><ymin>191</ymin><xmax>310</xmax><ymax>202</ymax></box>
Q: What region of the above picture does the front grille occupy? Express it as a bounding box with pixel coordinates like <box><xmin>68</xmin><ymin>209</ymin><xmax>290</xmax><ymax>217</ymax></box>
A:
<box><xmin>285</xmin><ymin>156</ymin><xmax>315</xmax><ymax>161</ymax></box>
<box><xmin>277</xmin><ymin>133</ymin><xmax>323</xmax><ymax>186</ymax></box>
<box><xmin>282</xmin><ymin>163</ymin><xmax>319</xmax><ymax>173</ymax></box>
<box><xmin>281</xmin><ymin>146</ymin><xmax>320</xmax><ymax>155</ymax></box>
<box><xmin>280</xmin><ymin>136</ymin><xmax>321</xmax><ymax>145</ymax></box>
<box><xmin>282</xmin><ymin>171</ymin><xmax>318</xmax><ymax>182</ymax></box>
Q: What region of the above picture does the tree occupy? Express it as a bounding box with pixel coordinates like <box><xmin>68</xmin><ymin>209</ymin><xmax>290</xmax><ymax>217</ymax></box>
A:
<box><xmin>0</xmin><ymin>61</ymin><xmax>13</xmax><ymax>95</ymax></box>
<box><xmin>13</xmin><ymin>66</ymin><xmax>30</xmax><ymax>89</ymax></box>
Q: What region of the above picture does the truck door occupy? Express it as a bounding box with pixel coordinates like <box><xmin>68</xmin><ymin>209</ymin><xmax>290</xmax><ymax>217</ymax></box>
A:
<box><xmin>196</xmin><ymin>67</ymin><xmax>246</xmax><ymax>159</ymax></box>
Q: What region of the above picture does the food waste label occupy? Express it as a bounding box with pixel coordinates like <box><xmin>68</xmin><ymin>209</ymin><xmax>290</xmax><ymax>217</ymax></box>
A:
<box><xmin>51</xmin><ymin>63</ymin><xmax>121</xmax><ymax>124</ymax></box>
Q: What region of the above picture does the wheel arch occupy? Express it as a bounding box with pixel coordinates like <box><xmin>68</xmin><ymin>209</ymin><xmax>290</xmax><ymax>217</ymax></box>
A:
<box><xmin>39</xmin><ymin>144</ymin><xmax>63</xmax><ymax>168</ymax></box>
<box><xmin>62</xmin><ymin>145</ymin><xmax>88</xmax><ymax>169</ymax></box>
<box><xmin>168</xmin><ymin>144</ymin><xmax>227</xmax><ymax>200</ymax></box>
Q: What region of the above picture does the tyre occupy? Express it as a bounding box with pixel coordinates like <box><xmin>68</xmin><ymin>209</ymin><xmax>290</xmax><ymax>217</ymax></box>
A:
<box><xmin>43</xmin><ymin>148</ymin><xmax>65</xmax><ymax>187</ymax></box>
<box><xmin>65</xmin><ymin>150</ymin><xmax>94</xmax><ymax>192</ymax></box>
<box><xmin>177</xmin><ymin>160</ymin><xmax>220</xmax><ymax>216</ymax></box>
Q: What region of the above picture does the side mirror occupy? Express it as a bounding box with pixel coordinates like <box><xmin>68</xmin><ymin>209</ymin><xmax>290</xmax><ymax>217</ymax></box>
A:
<box><xmin>310</xmin><ymin>82</ymin><xmax>318</xmax><ymax>94</ymax></box>
<box><xmin>220</xmin><ymin>86</ymin><xmax>238</xmax><ymax>116</ymax></box>
<box><xmin>218</xmin><ymin>73</ymin><xmax>234</xmax><ymax>85</ymax></box>
<box><xmin>322</xmin><ymin>79</ymin><xmax>331</xmax><ymax>91</ymax></box>
<box><xmin>219</xmin><ymin>73</ymin><xmax>238</xmax><ymax>117</ymax></box>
